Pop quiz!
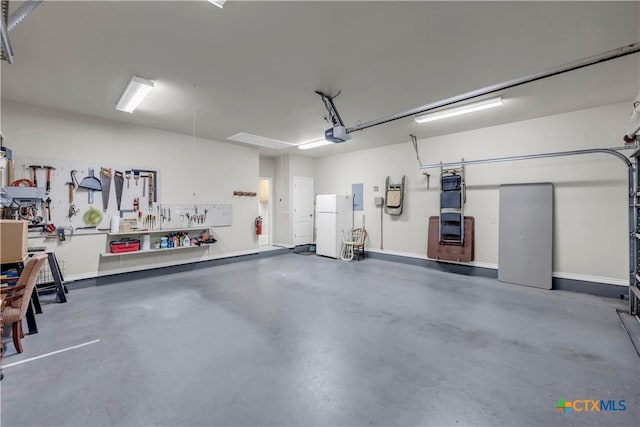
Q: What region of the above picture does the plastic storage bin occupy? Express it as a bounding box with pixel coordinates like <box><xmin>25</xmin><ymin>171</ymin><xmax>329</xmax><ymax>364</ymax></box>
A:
<box><xmin>110</xmin><ymin>239</ymin><xmax>141</xmax><ymax>254</ymax></box>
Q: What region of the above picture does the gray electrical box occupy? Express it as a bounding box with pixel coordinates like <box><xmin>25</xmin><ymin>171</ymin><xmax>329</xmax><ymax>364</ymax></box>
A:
<box><xmin>374</xmin><ymin>197</ymin><xmax>384</xmax><ymax>207</ymax></box>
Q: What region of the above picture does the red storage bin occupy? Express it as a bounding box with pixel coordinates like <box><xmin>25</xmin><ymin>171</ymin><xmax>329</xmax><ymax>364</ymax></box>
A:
<box><xmin>110</xmin><ymin>239</ymin><xmax>141</xmax><ymax>254</ymax></box>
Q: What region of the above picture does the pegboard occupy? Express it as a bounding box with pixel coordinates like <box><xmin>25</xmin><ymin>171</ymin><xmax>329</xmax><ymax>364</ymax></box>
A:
<box><xmin>160</xmin><ymin>204</ymin><xmax>232</xmax><ymax>228</ymax></box>
<box><xmin>9</xmin><ymin>155</ymin><xmax>159</xmax><ymax>231</ymax></box>
<box><xmin>7</xmin><ymin>155</ymin><xmax>232</xmax><ymax>231</ymax></box>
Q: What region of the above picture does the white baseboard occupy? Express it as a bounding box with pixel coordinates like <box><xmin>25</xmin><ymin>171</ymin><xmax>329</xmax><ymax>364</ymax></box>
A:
<box><xmin>66</xmin><ymin>272</ymin><xmax>99</xmax><ymax>282</ymax></box>
<box><xmin>552</xmin><ymin>272</ymin><xmax>627</xmax><ymax>287</ymax></box>
<box><xmin>367</xmin><ymin>248</ymin><xmax>496</xmax><ymax>269</ymax></box>
<box><xmin>273</xmin><ymin>243</ymin><xmax>295</xmax><ymax>249</ymax></box>
<box><xmin>366</xmin><ymin>249</ymin><xmax>627</xmax><ymax>286</ymax></box>
<box><xmin>367</xmin><ymin>248</ymin><xmax>426</xmax><ymax>259</ymax></box>
<box><xmin>66</xmin><ymin>249</ymin><xmax>259</xmax><ymax>282</ymax></box>
<box><xmin>208</xmin><ymin>249</ymin><xmax>259</xmax><ymax>260</ymax></box>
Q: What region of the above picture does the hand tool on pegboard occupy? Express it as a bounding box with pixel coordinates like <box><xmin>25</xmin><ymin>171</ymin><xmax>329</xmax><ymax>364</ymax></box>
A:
<box><xmin>70</xmin><ymin>169</ymin><xmax>79</xmax><ymax>188</ymax></box>
<box><xmin>125</xmin><ymin>170</ymin><xmax>131</xmax><ymax>188</ymax></box>
<box><xmin>114</xmin><ymin>170</ymin><xmax>124</xmax><ymax>211</ymax></box>
<box><xmin>28</xmin><ymin>165</ymin><xmax>41</xmax><ymax>187</ymax></box>
<box><xmin>79</xmin><ymin>168</ymin><xmax>102</xmax><ymax>204</ymax></box>
<box><xmin>132</xmin><ymin>169</ymin><xmax>157</xmax><ymax>204</ymax></box>
<box><xmin>66</xmin><ymin>171</ymin><xmax>79</xmax><ymax>219</ymax></box>
<box><xmin>148</xmin><ymin>173</ymin><xmax>154</xmax><ymax>209</ymax></box>
<box><xmin>141</xmin><ymin>175</ymin><xmax>147</xmax><ymax>197</ymax></box>
<box><xmin>100</xmin><ymin>167</ymin><xmax>112</xmax><ymax>211</ymax></box>
<box><xmin>67</xmin><ymin>204</ymin><xmax>78</xmax><ymax>219</ymax></box>
<box><xmin>44</xmin><ymin>197</ymin><xmax>52</xmax><ymax>222</ymax></box>
<box><xmin>43</xmin><ymin>165</ymin><xmax>56</xmax><ymax>194</ymax></box>
<box><xmin>65</xmin><ymin>182</ymin><xmax>74</xmax><ymax>203</ymax></box>
<box><xmin>66</xmin><ymin>170</ymin><xmax>78</xmax><ymax>204</ymax></box>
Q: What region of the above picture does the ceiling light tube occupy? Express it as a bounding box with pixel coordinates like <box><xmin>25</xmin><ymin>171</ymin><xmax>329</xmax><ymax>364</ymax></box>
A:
<box><xmin>207</xmin><ymin>0</ymin><xmax>226</xmax><ymax>8</ymax></box>
<box><xmin>414</xmin><ymin>96</ymin><xmax>503</xmax><ymax>124</ymax></box>
<box><xmin>298</xmin><ymin>139</ymin><xmax>333</xmax><ymax>150</ymax></box>
<box><xmin>116</xmin><ymin>76</ymin><xmax>154</xmax><ymax>113</ymax></box>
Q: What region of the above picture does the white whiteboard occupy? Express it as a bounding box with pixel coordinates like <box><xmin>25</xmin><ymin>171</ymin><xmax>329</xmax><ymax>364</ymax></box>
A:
<box><xmin>160</xmin><ymin>204</ymin><xmax>232</xmax><ymax>228</ymax></box>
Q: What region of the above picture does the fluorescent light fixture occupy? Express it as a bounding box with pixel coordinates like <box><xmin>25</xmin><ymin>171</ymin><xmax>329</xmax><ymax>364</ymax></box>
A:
<box><xmin>298</xmin><ymin>139</ymin><xmax>333</xmax><ymax>150</ymax></box>
<box><xmin>227</xmin><ymin>132</ymin><xmax>295</xmax><ymax>150</ymax></box>
<box><xmin>207</xmin><ymin>0</ymin><xmax>226</xmax><ymax>8</ymax></box>
<box><xmin>116</xmin><ymin>76</ymin><xmax>154</xmax><ymax>113</ymax></box>
<box><xmin>414</xmin><ymin>96</ymin><xmax>504</xmax><ymax>124</ymax></box>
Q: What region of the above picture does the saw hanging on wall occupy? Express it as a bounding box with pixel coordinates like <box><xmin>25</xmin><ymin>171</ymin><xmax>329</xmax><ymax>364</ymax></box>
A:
<box><xmin>100</xmin><ymin>167</ymin><xmax>112</xmax><ymax>211</ymax></box>
<box><xmin>113</xmin><ymin>170</ymin><xmax>124</xmax><ymax>211</ymax></box>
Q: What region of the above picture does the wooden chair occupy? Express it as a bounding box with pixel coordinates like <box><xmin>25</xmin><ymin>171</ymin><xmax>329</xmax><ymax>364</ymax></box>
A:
<box><xmin>351</xmin><ymin>228</ymin><xmax>367</xmax><ymax>261</ymax></box>
<box><xmin>0</xmin><ymin>254</ymin><xmax>47</xmax><ymax>353</ymax></box>
<box><xmin>340</xmin><ymin>228</ymin><xmax>367</xmax><ymax>261</ymax></box>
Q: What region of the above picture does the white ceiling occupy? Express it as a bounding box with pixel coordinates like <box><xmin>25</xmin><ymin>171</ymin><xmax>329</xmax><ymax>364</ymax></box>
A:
<box><xmin>1</xmin><ymin>1</ymin><xmax>639</xmax><ymax>157</ymax></box>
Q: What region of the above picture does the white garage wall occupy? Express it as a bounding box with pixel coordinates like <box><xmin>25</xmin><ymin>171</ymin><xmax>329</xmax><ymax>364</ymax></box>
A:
<box><xmin>273</xmin><ymin>154</ymin><xmax>291</xmax><ymax>246</ymax></box>
<box><xmin>290</xmin><ymin>155</ymin><xmax>315</xmax><ymax>179</ymax></box>
<box><xmin>3</xmin><ymin>101</ymin><xmax>259</xmax><ymax>280</ymax></box>
<box><xmin>315</xmin><ymin>102</ymin><xmax>632</xmax><ymax>285</ymax></box>
<box><xmin>259</xmin><ymin>155</ymin><xmax>276</xmax><ymax>178</ymax></box>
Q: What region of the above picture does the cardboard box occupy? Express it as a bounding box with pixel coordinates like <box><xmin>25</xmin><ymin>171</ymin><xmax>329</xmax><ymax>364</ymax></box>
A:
<box><xmin>1</xmin><ymin>220</ymin><xmax>28</xmax><ymax>263</ymax></box>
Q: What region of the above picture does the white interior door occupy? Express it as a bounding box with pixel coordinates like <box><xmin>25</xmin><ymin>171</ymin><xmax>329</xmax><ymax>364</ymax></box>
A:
<box><xmin>293</xmin><ymin>176</ymin><xmax>314</xmax><ymax>245</ymax></box>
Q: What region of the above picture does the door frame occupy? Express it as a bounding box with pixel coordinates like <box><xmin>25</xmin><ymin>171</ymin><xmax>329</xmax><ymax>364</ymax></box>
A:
<box><xmin>292</xmin><ymin>176</ymin><xmax>314</xmax><ymax>246</ymax></box>
<box><xmin>259</xmin><ymin>176</ymin><xmax>273</xmax><ymax>246</ymax></box>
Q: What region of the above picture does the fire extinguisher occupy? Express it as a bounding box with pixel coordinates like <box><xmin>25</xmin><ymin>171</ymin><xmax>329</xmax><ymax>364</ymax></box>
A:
<box><xmin>255</xmin><ymin>216</ymin><xmax>263</xmax><ymax>235</ymax></box>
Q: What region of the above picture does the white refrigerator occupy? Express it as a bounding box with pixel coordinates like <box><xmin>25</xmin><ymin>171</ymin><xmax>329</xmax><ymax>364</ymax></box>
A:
<box><xmin>315</xmin><ymin>194</ymin><xmax>353</xmax><ymax>258</ymax></box>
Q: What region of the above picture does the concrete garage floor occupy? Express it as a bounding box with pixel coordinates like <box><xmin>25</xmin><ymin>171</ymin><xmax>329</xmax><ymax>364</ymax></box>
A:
<box><xmin>1</xmin><ymin>254</ymin><xmax>638</xmax><ymax>426</ymax></box>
